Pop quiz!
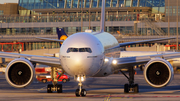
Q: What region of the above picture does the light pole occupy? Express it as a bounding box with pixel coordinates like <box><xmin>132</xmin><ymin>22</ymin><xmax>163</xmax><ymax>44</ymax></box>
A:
<box><xmin>81</xmin><ymin>0</ymin><xmax>83</xmax><ymax>32</ymax></box>
<box><xmin>168</xmin><ymin>0</ymin><xmax>170</xmax><ymax>43</ymax></box>
<box><xmin>89</xmin><ymin>0</ymin><xmax>91</xmax><ymax>29</ymax></box>
<box><xmin>177</xmin><ymin>0</ymin><xmax>179</xmax><ymax>50</ymax></box>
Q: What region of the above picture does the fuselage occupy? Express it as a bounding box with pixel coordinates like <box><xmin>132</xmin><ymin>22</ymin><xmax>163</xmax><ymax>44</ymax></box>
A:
<box><xmin>59</xmin><ymin>32</ymin><xmax>118</xmax><ymax>77</ymax></box>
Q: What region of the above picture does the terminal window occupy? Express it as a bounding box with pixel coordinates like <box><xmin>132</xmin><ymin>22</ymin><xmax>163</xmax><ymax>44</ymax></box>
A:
<box><xmin>132</xmin><ymin>0</ymin><xmax>138</xmax><ymax>7</ymax></box>
<box><xmin>119</xmin><ymin>0</ymin><xmax>124</xmax><ymax>7</ymax></box>
<box><xmin>112</xmin><ymin>0</ymin><xmax>117</xmax><ymax>7</ymax></box>
<box><xmin>0</xmin><ymin>11</ymin><xmax>3</xmax><ymax>15</ymax></box>
<box><xmin>86</xmin><ymin>0</ymin><xmax>90</xmax><ymax>8</ymax></box>
<box><xmin>92</xmin><ymin>0</ymin><xmax>97</xmax><ymax>8</ymax></box>
<box><xmin>125</xmin><ymin>0</ymin><xmax>131</xmax><ymax>7</ymax></box>
<box><xmin>79</xmin><ymin>0</ymin><xmax>85</xmax><ymax>8</ymax></box>
<box><xmin>73</xmin><ymin>0</ymin><xmax>78</xmax><ymax>8</ymax></box>
<box><xmin>106</xmin><ymin>0</ymin><xmax>111</xmax><ymax>7</ymax></box>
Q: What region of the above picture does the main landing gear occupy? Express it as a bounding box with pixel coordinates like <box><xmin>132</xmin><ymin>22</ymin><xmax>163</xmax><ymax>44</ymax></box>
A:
<box><xmin>120</xmin><ymin>67</ymin><xmax>139</xmax><ymax>93</ymax></box>
<box><xmin>47</xmin><ymin>67</ymin><xmax>63</xmax><ymax>93</ymax></box>
<box><xmin>75</xmin><ymin>75</ymin><xmax>87</xmax><ymax>97</ymax></box>
<box><xmin>47</xmin><ymin>84</ymin><xmax>62</xmax><ymax>93</ymax></box>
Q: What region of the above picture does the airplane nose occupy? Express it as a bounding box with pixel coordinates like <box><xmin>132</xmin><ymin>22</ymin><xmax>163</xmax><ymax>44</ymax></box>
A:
<box><xmin>74</xmin><ymin>57</ymin><xmax>83</xmax><ymax>67</ymax></box>
<box><xmin>65</xmin><ymin>54</ymin><xmax>94</xmax><ymax>75</ymax></box>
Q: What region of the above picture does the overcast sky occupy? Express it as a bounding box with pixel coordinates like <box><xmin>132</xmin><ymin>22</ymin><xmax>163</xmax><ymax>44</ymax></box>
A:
<box><xmin>0</xmin><ymin>0</ymin><xmax>18</xmax><ymax>4</ymax></box>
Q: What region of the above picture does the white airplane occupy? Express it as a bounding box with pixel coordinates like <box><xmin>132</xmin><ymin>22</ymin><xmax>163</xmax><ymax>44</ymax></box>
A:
<box><xmin>0</xmin><ymin>0</ymin><xmax>179</xmax><ymax>97</ymax></box>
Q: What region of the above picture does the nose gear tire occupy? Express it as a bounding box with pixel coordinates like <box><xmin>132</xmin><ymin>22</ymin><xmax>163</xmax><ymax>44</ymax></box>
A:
<box><xmin>75</xmin><ymin>89</ymin><xmax>80</xmax><ymax>97</ymax></box>
<box><xmin>81</xmin><ymin>89</ymin><xmax>87</xmax><ymax>97</ymax></box>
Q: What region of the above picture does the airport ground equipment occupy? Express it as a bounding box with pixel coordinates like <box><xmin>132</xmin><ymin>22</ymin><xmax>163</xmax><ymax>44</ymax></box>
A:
<box><xmin>36</xmin><ymin>73</ymin><xmax>70</xmax><ymax>83</ymax></box>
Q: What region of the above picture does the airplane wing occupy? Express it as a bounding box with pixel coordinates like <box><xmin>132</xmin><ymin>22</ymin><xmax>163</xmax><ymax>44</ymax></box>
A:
<box><xmin>108</xmin><ymin>37</ymin><xmax>175</xmax><ymax>49</ymax></box>
<box><xmin>0</xmin><ymin>52</ymin><xmax>61</xmax><ymax>67</ymax></box>
<box><xmin>111</xmin><ymin>52</ymin><xmax>180</xmax><ymax>70</ymax></box>
<box><xmin>36</xmin><ymin>37</ymin><xmax>64</xmax><ymax>42</ymax></box>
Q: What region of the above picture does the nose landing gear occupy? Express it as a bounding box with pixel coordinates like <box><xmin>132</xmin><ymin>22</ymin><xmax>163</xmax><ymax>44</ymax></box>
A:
<box><xmin>75</xmin><ymin>82</ymin><xmax>87</xmax><ymax>97</ymax></box>
<box><xmin>75</xmin><ymin>75</ymin><xmax>87</xmax><ymax>97</ymax></box>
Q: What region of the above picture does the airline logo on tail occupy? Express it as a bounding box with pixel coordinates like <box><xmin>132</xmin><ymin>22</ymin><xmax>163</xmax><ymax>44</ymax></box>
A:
<box><xmin>56</xmin><ymin>27</ymin><xmax>68</xmax><ymax>46</ymax></box>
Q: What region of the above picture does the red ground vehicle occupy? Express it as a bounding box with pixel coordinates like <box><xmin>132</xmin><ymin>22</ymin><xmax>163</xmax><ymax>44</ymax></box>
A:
<box><xmin>36</xmin><ymin>73</ymin><xmax>70</xmax><ymax>83</ymax></box>
<box><xmin>35</xmin><ymin>67</ymin><xmax>49</xmax><ymax>74</ymax></box>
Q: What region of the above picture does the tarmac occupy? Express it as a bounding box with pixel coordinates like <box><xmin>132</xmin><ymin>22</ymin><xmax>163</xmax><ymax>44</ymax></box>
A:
<box><xmin>1</xmin><ymin>71</ymin><xmax>180</xmax><ymax>101</ymax></box>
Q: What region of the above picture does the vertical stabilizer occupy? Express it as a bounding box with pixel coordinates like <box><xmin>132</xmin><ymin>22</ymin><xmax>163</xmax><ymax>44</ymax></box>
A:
<box><xmin>56</xmin><ymin>27</ymin><xmax>68</xmax><ymax>46</ymax></box>
<box><xmin>100</xmin><ymin>0</ymin><xmax>105</xmax><ymax>32</ymax></box>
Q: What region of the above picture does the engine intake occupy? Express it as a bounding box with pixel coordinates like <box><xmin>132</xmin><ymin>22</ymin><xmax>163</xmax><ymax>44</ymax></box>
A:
<box><xmin>144</xmin><ymin>58</ymin><xmax>174</xmax><ymax>88</ymax></box>
<box><xmin>5</xmin><ymin>58</ymin><xmax>35</xmax><ymax>88</ymax></box>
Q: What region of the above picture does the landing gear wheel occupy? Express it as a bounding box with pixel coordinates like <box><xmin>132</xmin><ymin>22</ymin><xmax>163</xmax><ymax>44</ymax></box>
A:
<box><xmin>134</xmin><ymin>84</ymin><xmax>139</xmax><ymax>93</ymax></box>
<box><xmin>75</xmin><ymin>89</ymin><xmax>80</xmax><ymax>97</ymax></box>
<box><xmin>81</xmin><ymin>89</ymin><xmax>87</xmax><ymax>97</ymax></box>
<box><xmin>57</xmin><ymin>84</ymin><xmax>62</xmax><ymax>93</ymax></box>
<box><xmin>47</xmin><ymin>84</ymin><xmax>53</xmax><ymax>93</ymax></box>
<box><xmin>124</xmin><ymin>84</ymin><xmax>129</xmax><ymax>93</ymax></box>
<box><xmin>63</xmin><ymin>79</ymin><xmax>67</xmax><ymax>83</ymax></box>
<box><xmin>121</xmin><ymin>67</ymin><xmax>139</xmax><ymax>94</ymax></box>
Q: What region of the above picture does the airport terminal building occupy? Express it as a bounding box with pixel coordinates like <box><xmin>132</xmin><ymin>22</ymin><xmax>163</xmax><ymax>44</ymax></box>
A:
<box><xmin>0</xmin><ymin>0</ymin><xmax>180</xmax><ymax>51</ymax></box>
<box><xmin>0</xmin><ymin>0</ymin><xmax>180</xmax><ymax>36</ymax></box>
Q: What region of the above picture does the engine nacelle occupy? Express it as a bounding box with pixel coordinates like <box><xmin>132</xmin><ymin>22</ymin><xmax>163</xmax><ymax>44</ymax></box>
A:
<box><xmin>144</xmin><ymin>58</ymin><xmax>174</xmax><ymax>88</ymax></box>
<box><xmin>5</xmin><ymin>58</ymin><xmax>35</xmax><ymax>88</ymax></box>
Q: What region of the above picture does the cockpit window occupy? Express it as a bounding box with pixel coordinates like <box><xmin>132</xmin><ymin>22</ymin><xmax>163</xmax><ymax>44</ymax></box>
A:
<box><xmin>67</xmin><ymin>48</ymin><xmax>92</xmax><ymax>53</ymax></box>
<box><xmin>79</xmin><ymin>48</ymin><xmax>86</xmax><ymax>52</ymax></box>
<box><xmin>85</xmin><ymin>48</ymin><xmax>92</xmax><ymax>53</ymax></box>
<box><xmin>67</xmin><ymin>48</ymin><xmax>78</xmax><ymax>53</ymax></box>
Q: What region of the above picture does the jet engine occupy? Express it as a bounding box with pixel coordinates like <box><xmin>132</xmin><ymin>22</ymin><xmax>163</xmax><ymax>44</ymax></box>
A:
<box><xmin>144</xmin><ymin>58</ymin><xmax>174</xmax><ymax>88</ymax></box>
<box><xmin>5</xmin><ymin>58</ymin><xmax>35</xmax><ymax>88</ymax></box>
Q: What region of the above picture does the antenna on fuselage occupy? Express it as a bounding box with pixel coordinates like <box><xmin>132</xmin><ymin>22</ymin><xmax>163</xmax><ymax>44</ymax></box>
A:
<box><xmin>100</xmin><ymin>0</ymin><xmax>105</xmax><ymax>32</ymax></box>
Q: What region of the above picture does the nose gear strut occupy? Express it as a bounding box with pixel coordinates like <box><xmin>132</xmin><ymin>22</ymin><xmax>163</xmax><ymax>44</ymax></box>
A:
<box><xmin>75</xmin><ymin>75</ymin><xmax>87</xmax><ymax>97</ymax></box>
